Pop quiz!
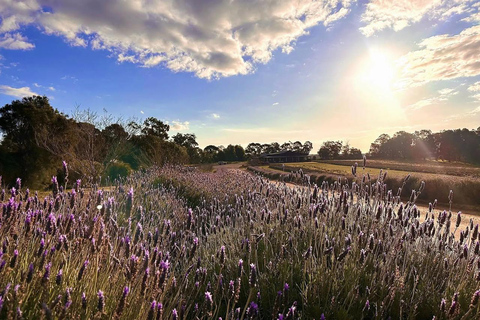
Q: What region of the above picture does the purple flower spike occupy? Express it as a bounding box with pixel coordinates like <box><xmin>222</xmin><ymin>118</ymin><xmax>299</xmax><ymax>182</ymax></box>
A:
<box><xmin>249</xmin><ymin>263</ymin><xmax>257</xmax><ymax>287</ymax></box>
<box><xmin>97</xmin><ymin>290</ymin><xmax>105</xmax><ymax>312</ymax></box>
<box><xmin>82</xmin><ymin>292</ymin><xmax>87</xmax><ymax>309</ymax></box>
<box><xmin>205</xmin><ymin>291</ymin><xmax>213</xmax><ymax>308</ymax></box>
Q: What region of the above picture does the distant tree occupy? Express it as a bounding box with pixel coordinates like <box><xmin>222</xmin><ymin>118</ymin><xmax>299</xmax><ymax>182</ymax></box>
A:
<box><xmin>234</xmin><ymin>145</ymin><xmax>245</xmax><ymax>161</ymax></box>
<box><xmin>302</xmin><ymin>141</ymin><xmax>313</xmax><ymax>154</ymax></box>
<box><xmin>142</xmin><ymin>117</ymin><xmax>170</xmax><ymax>140</ymax></box>
<box><xmin>245</xmin><ymin>143</ymin><xmax>262</xmax><ymax>157</ymax></box>
<box><xmin>369</xmin><ymin>134</ymin><xmax>390</xmax><ymax>157</ymax></box>
<box><xmin>317</xmin><ymin>141</ymin><xmax>343</xmax><ymax>160</ymax></box>
<box><xmin>172</xmin><ymin>133</ymin><xmax>201</xmax><ymax>163</ymax></box>
<box><xmin>281</xmin><ymin>141</ymin><xmax>293</xmax><ymax>151</ymax></box>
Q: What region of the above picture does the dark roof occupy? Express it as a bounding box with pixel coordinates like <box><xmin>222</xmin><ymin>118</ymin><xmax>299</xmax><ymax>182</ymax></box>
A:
<box><xmin>259</xmin><ymin>150</ymin><xmax>310</xmax><ymax>157</ymax></box>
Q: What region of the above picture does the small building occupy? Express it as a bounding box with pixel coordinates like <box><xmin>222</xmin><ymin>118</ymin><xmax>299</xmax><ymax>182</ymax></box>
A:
<box><xmin>258</xmin><ymin>150</ymin><xmax>312</xmax><ymax>163</ymax></box>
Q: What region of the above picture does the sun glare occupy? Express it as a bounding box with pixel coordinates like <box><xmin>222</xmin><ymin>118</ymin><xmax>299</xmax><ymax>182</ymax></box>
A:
<box><xmin>355</xmin><ymin>48</ymin><xmax>397</xmax><ymax>93</ymax></box>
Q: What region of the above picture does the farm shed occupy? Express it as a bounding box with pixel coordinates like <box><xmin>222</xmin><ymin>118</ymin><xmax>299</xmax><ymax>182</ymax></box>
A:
<box><xmin>258</xmin><ymin>150</ymin><xmax>312</xmax><ymax>163</ymax></box>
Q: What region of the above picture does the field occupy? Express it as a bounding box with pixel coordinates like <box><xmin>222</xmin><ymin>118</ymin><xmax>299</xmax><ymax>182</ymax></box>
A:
<box><xmin>1</xmin><ymin>163</ymin><xmax>480</xmax><ymax>319</ymax></box>
<box><xmin>262</xmin><ymin>161</ymin><xmax>480</xmax><ymax>210</ymax></box>
<box><xmin>316</xmin><ymin>159</ymin><xmax>480</xmax><ymax>178</ymax></box>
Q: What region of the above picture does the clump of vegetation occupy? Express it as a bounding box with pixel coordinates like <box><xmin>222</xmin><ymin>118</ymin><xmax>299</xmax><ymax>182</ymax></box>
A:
<box><xmin>1</xmin><ymin>162</ymin><xmax>480</xmax><ymax>319</ymax></box>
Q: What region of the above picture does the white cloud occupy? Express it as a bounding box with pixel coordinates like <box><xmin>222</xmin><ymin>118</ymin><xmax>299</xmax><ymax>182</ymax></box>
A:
<box><xmin>272</xmin><ymin>102</ymin><xmax>279</xmax><ymax>106</ymax></box>
<box><xmin>468</xmin><ymin>81</ymin><xmax>480</xmax><ymax>92</ymax></box>
<box><xmin>406</xmin><ymin>87</ymin><xmax>458</xmax><ymax>110</ymax></box>
<box><xmin>170</xmin><ymin>120</ymin><xmax>190</xmax><ymax>131</ymax></box>
<box><xmin>0</xmin><ymin>85</ymin><xmax>38</xmax><ymax>97</ymax></box>
<box><xmin>211</xmin><ymin>113</ymin><xmax>221</xmax><ymax>119</ymax></box>
<box><xmin>48</xmin><ymin>86</ymin><xmax>55</xmax><ymax>91</ymax></box>
<box><xmin>0</xmin><ymin>32</ymin><xmax>34</xmax><ymax>50</ymax></box>
<box><xmin>360</xmin><ymin>0</ymin><xmax>476</xmax><ymax>37</ymax></box>
<box><xmin>396</xmin><ymin>25</ymin><xmax>480</xmax><ymax>88</ymax></box>
<box><xmin>0</xmin><ymin>0</ymin><xmax>354</xmax><ymax>79</ymax></box>
<box><xmin>33</xmin><ymin>82</ymin><xmax>41</xmax><ymax>87</ymax></box>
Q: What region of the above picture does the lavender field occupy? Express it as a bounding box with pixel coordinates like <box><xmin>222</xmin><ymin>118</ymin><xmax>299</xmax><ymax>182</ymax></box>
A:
<box><xmin>1</xmin><ymin>163</ymin><xmax>480</xmax><ymax>319</ymax></box>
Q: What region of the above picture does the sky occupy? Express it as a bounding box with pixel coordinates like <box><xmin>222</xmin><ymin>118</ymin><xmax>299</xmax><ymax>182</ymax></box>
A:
<box><xmin>1</xmin><ymin>0</ymin><xmax>480</xmax><ymax>152</ymax></box>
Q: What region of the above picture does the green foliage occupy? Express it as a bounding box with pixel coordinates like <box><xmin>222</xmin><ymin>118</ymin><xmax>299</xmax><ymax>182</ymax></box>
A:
<box><xmin>105</xmin><ymin>161</ymin><xmax>132</xmax><ymax>180</ymax></box>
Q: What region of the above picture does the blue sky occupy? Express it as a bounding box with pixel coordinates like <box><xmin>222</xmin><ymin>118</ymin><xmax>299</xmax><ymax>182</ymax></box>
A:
<box><xmin>1</xmin><ymin>0</ymin><xmax>480</xmax><ymax>152</ymax></box>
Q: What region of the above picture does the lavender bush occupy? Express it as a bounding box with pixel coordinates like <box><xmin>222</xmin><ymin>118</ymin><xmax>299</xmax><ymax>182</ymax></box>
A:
<box><xmin>0</xmin><ymin>163</ymin><xmax>479</xmax><ymax>319</ymax></box>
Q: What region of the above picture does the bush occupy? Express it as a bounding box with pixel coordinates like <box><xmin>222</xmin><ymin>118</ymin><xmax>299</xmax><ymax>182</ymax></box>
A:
<box><xmin>105</xmin><ymin>161</ymin><xmax>132</xmax><ymax>180</ymax></box>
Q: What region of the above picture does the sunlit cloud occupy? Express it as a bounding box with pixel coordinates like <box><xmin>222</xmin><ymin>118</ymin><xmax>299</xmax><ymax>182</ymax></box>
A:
<box><xmin>170</xmin><ymin>120</ymin><xmax>190</xmax><ymax>131</ymax></box>
<box><xmin>0</xmin><ymin>0</ymin><xmax>354</xmax><ymax>79</ymax></box>
<box><xmin>211</xmin><ymin>113</ymin><xmax>220</xmax><ymax>119</ymax></box>
<box><xmin>468</xmin><ymin>81</ymin><xmax>480</xmax><ymax>92</ymax></box>
<box><xmin>272</xmin><ymin>102</ymin><xmax>279</xmax><ymax>106</ymax></box>
<box><xmin>396</xmin><ymin>25</ymin><xmax>480</xmax><ymax>88</ymax></box>
<box><xmin>0</xmin><ymin>85</ymin><xmax>38</xmax><ymax>97</ymax></box>
<box><xmin>360</xmin><ymin>0</ymin><xmax>476</xmax><ymax>37</ymax></box>
<box><xmin>0</xmin><ymin>32</ymin><xmax>34</xmax><ymax>50</ymax></box>
<box><xmin>406</xmin><ymin>87</ymin><xmax>459</xmax><ymax>110</ymax></box>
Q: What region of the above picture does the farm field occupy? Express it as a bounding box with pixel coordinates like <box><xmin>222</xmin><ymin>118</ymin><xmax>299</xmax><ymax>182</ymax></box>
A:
<box><xmin>317</xmin><ymin>159</ymin><xmax>480</xmax><ymax>178</ymax></box>
<box><xmin>2</xmin><ymin>164</ymin><xmax>480</xmax><ymax>319</ymax></box>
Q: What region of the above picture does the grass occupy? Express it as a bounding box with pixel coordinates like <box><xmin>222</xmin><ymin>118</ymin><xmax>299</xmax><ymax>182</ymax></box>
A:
<box><xmin>318</xmin><ymin>159</ymin><xmax>480</xmax><ymax>178</ymax></box>
<box><xmin>1</xmin><ymin>163</ymin><xmax>480</xmax><ymax>319</ymax></box>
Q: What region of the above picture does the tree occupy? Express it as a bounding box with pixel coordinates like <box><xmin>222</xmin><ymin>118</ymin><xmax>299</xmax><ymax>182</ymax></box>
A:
<box><xmin>369</xmin><ymin>134</ymin><xmax>390</xmax><ymax>157</ymax></box>
<box><xmin>142</xmin><ymin>117</ymin><xmax>170</xmax><ymax>140</ymax></box>
<box><xmin>0</xmin><ymin>96</ymin><xmax>70</xmax><ymax>187</ymax></box>
<box><xmin>317</xmin><ymin>141</ymin><xmax>343</xmax><ymax>160</ymax></box>
<box><xmin>302</xmin><ymin>141</ymin><xmax>313</xmax><ymax>154</ymax></box>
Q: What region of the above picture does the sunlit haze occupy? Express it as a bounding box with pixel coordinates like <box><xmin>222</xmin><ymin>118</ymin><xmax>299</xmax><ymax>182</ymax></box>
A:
<box><xmin>1</xmin><ymin>0</ymin><xmax>479</xmax><ymax>152</ymax></box>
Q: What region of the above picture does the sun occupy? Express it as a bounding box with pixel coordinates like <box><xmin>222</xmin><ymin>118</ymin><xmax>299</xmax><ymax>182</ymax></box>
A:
<box><xmin>355</xmin><ymin>48</ymin><xmax>396</xmax><ymax>92</ymax></box>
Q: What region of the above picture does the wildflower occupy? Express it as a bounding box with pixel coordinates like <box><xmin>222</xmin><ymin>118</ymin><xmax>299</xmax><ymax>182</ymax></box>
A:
<box><xmin>82</xmin><ymin>292</ymin><xmax>87</xmax><ymax>310</ymax></box>
<box><xmin>42</xmin><ymin>262</ymin><xmax>52</xmax><ymax>283</ymax></box>
<box><xmin>147</xmin><ymin>301</ymin><xmax>156</xmax><ymax>320</ymax></box>
<box><xmin>247</xmin><ymin>301</ymin><xmax>259</xmax><ymax>317</ymax></box>
<box><xmin>56</xmin><ymin>269</ymin><xmax>63</xmax><ymax>285</ymax></box>
<box><xmin>220</xmin><ymin>245</ymin><xmax>226</xmax><ymax>264</ymax></box>
<box><xmin>26</xmin><ymin>263</ymin><xmax>34</xmax><ymax>283</ymax></box>
<box><xmin>10</xmin><ymin>249</ymin><xmax>18</xmax><ymax>268</ymax></box>
<box><xmin>249</xmin><ymin>263</ymin><xmax>257</xmax><ymax>287</ymax></box>
<box><xmin>116</xmin><ymin>286</ymin><xmax>129</xmax><ymax>315</ymax></box>
<box><xmin>78</xmin><ymin>260</ymin><xmax>89</xmax><ymax>281</ymax></box>
<box><xmin>238</xmin><ymin>259</ymin><xmax>243</xmax><ymax>277</ymax></box>
<box><xmin>205</xmin><ymin>291</ymin><xmax>213</xmax><ymax>308</ymax></box>
<box><xmin>97</xmin><ymin>290</ymin><xmax>105</xmax><ymax>312</ymax></box>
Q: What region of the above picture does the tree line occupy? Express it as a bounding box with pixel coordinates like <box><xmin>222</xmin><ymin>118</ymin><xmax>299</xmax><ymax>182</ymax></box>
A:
<box><xmin>0</xmin><ymin>96</ymin><xmax>246</xmax><ymax>188</ymax></box>
<box><xmin>368</xmin><ymin>129</ymin><xmax>480</xmax><ymax>162</ymax></box>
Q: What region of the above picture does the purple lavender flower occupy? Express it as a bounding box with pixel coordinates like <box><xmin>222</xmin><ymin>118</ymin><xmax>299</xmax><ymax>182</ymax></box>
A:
<box><xmin>42</xmin><ymin>262</ymin><xmax>52</xmax><ymax>283</ymax></box>
<box><xmin>205</xmin><ymin>291</ymin><xmax>213</xmax><ymax>308</ymax></box>
<box><xmin>147</xmin><ymin>301</ymin><xmax>156</xmax><ymax>320</ymax></box>
<box><xmin>52</xmin><ymin>176</ymin><xmax>59</xmax><ymax>196</ymax></box>
<box><xmin>116</xmin><ymin>286</ymin><xmax>129</xmax><ymax>315</ymax></box>
<box><xmin>62</xmin><ymin>161</ymin><xmax>68</xmax><ymax>178</ymax></box>
<box><xmin>97</xmin><ymin>290</ymin><xmax>105</xmax><ymax>312</ymax></box>
<box><xmin>440</xmin><ymin>298</ymin><xmax>446</xmax><ymax>312</ymax></box>
<box><xmin>172</xmin><ymin>308</ymin><xmax>178</xmax><ymax>320</ymax></box>
<box><xmin>56</xmin><ymin>269</ymin><xmax>63</xmax><ymax>285</ymax></box>
<box><xmin>26</xmin><ymin>263</ymin><xmax>34</xmax><ymax>283</ymax></box>
<box><xmin>238</xmin><ymin>259</ymin><xmax>243</xmax><ymax>277</ymax></box>
<box><xmin>15</xmin><ymin>178</ymin><xmax>21</xmax><ymax>191</ymax></box>
<box><xmin>82</xmin><ymin>292</ymin><xmax>87</xmax><ymax>309</ymax></box>
<box><xmin>220</xmin><ymin>245</ymin><xmax>226</xmax><ymax>264</ymax></box>
<box><xmin>247</xmin><ymin>301</ymin><xmax>259</xmax><ymax>317</ymax></box>
<box><xmin>10</xmin><ymin>249</ymin><xmax>18</xmax><ymax>268</ymax></box>
<box><xmin>249</xmin><ymin>263</ymin><xmax>257</xmax><ymax>287</ymax></box>
<box><xmin>78</xmin><ymin>260</ymin><xmax>89</xmax><ymax>280</ymax></box>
